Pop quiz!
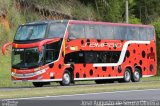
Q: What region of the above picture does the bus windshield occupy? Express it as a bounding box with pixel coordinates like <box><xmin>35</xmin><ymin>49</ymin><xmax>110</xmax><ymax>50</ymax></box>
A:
<box><xmin>12</xmin><ymin>48</ymin><xmax>43</xmax><ymax>69</ymax></box>
<box><xmin>14</xmin><ymin>24</ymin><xmax>47</xmax><ymax>41</ymax></box>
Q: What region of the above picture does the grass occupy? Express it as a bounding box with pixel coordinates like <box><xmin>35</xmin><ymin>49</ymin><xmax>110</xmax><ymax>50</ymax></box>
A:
<box><xmin>0</xmin><ymin>81</ymin><xmax>160</xmax><ymax>99</ymax></box>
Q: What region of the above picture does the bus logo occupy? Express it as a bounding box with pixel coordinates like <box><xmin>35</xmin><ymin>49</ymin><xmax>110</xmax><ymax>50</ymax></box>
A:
<box><xmin>81</xmin><ymin>42</ymin><xmax>122</xmax><ymax>48</ymax></box>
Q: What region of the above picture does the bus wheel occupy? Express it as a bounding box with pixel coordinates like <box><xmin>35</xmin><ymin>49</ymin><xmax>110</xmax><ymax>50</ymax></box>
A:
<box><xmin>60</xmin><ymin>71</ymin><xmax>71</xmax><ymax>86</ymax></box>
<box><xmin>132</xmin><ymin>68</ymin><xmax>141</xmax><ymax>82</ymax></box>
<box><xmin>32</xmin><ymin>82</ymin><xmax>44</xmax><ymax>87</ymax></box>
<box><xmin>119</xmin><ymin>68</ymin><xmax>131</xmax><ymax>83</ymax></box>
<box><xmin>123</xmin><ymin>68</ymin><xmax>131</xmax><ymax>82</ymax></box>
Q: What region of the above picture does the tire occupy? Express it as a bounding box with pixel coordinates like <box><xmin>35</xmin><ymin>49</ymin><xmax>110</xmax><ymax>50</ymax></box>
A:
<box><xmin>118</xmin><ymin>68</ymin><xmax>131</xmax><ymax>83</ymax></box>
<box><xmin>60</xmin><ymin>71</ymin><xmax>71</xmax><ymax>86</ymax></box>
<box><xmin>32</xmin><ymin>82</ymin><xmax>44</xmax><ymax>87</ymax></box>
<box><xmin>123</xmin><ymin>68</ymin><xmax>131</xmax><ymax>82</ymax></box>
<box><xmin>132</xmin><ymin>68</ymin><xmax>141</xmax><ymax>82</ymax></box>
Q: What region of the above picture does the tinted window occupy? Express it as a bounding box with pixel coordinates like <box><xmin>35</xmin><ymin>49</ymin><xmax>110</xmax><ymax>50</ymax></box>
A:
<box><xmin>139</xmin><ymin>28</ymin><xmax>148</xmax><ymax>41</ymax></box>
<box><xmin>15</xmin><ymin>24</ymin><xmax>47</xmax><ymax>40</ymax></box>
<box><xmin>147</xmin><ymin>28</ymin><xmax>154</xmax><ymax>40</ymax></box>
<box><xmin>68</xmin><ymin>24</ymin><xmax>85</xmax><ymax>39</ymax></box>
<box><xmin>64</xmin><ymin>51</ymin><xmax>121</xmax><ymax>64</ymax></box>
<box><xmin>48</xmin><ymin>22</ymin><xmax>67</xmax><ymax>38</ymax></box>
<box><xmin>127</xmin><ymin>27</ymin><xmax>139</xmax><ymax>40</ymax></box>
<box><xmin>45</xmin><ymin>39</ymin><xmax>62</xmax><ymax>63</ymax></box>
<box><xmin>114</xmin><ymin>26</ymin><xmax>127</xmax><ymax>40</ymax></box>
<box><xmin>99</xmin><ymin>25</ymin><xmax>114</xmax><ymax>39</ymax></box>
<box><xmin>85</xmin><ymin>25</ymin><xmax>100</xmax><ymax>39</ymax></box>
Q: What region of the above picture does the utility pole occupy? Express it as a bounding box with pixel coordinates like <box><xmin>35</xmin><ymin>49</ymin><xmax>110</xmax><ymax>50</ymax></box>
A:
<box><xmin>125</xmin><ymin>0</ymin><xmax>129</xmax><ymax>23</ymax></box>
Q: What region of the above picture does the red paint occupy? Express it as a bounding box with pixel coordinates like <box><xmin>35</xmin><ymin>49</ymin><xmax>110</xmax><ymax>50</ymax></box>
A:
<box><xmin>2</xmin><ymin>42</ymin><xmax>12</xmax><ymax>55</ymax></box>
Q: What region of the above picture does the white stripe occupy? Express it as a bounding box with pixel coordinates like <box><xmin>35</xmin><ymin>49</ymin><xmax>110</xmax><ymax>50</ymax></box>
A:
<box><xmin>74</xmin><ymin>76</ymin><xmax>123</xmax><ymax>80</ymax></box>
<box><xmin>142</xmin><ymin>75</ymin><xmax>154</xmax><ymax>77</ymax></box>
<box><xmin>12</xmin><ymin>79</ymin><xmax>62</xmax><ymax>82</ymax></box>
<box><xmin>12</xmin><ymin>69</ymin><xmax>46</xmax><ymax>78</ymax></box>
<box><xmin>93</xmin><ymin>41</ymin><xmax>150</xmax><ymax>67</ymax></box>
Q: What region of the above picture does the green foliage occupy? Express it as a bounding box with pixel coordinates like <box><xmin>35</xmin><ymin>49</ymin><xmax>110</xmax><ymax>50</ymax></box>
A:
<box><xmin>72</xmin><ymin>3</ymin><xmax>97</xmax><ymax>20</ymax></box>
<box><xmin>132</xmin><ymin>0</ymin><xmax>160</xmax><ymax>24</ymax></box>
<box><xmin>95</xmin><ymin>0</ymin><xmax>124</xmax><ymax>22</ymax></box>
<box><xmin>7</xmin><ymin>6</ymin><xmax>25</xmax><ymax>31</ymax></box>
<box><xmin>129</xmin><ymin>16</ymin><xmax>141</xmax><ymax>24</ymax></box>
<box><xmin>0</xmin><ymin>24</ymin><xmax>9</xmax><ymax>48</ymax></box>
<box><xmin>152</xmin><ymin>20</ymin><xmax>160</xmax><ymax>74</ymax></box>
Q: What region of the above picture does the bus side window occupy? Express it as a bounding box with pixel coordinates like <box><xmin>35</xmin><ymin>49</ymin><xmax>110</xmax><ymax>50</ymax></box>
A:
<box><xmin>85</xmin><ymin>52</ymin><xmax>98</xmax><ymax>63</ymax></box>
<box><xmin>68</xmin><ymin>24</ymin><xmax>85</xmax><ymax>40</ymax></box>
<box><xmin>114</xmin><ymin>26</ymin><xmax>127</xmax><ymax>40</ymax></box>
<box><xmin>85</xmin><ymin>25</ymin><xmax>100</xmax><ymax>39</ymax></box>
<box><xmin>139</xmin><ymin>28</ymin><xmax>147</xmax><ymax>41</ymax></box>
<box><xmin>48</xmin><ymin>23</ymin><xmax>66</xmax><ymax>38</ymax></box>
<box><xmin>45</xmin><ymin>40</ymin><xmax>62</xmax><ymax>63</ymax></box>
<box><xmin>127</xmin><ymin>27</ymin><xmax>139</xmax><ymax>40</ymax></box>
<box><xmin>147</xmin><ymin>28</ymin><xmax>154</xmax><ymax>40</ymax></box>
<box><xmin>99</xmin><ymin>25</ymin><xmax>114</xmax><ymax>40</ymax></box>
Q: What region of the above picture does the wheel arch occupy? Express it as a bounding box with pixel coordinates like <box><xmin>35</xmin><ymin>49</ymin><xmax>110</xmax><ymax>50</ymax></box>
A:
<box><xmin>125</xmin><ymin>66</ymin><xmax>133</xmax><ymax>75</ymax></box>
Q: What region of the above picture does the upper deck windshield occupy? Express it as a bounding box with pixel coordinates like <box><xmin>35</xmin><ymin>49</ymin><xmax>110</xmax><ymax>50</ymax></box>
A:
<box><xmin>14</xmin><ymin>21</ymin><xmax>68</xmax><ymax>41</ymax></box>
<box><xmin>14</xmin><ymin>24</ymin><xmax>47</xmax><ymax>41</ymax></box>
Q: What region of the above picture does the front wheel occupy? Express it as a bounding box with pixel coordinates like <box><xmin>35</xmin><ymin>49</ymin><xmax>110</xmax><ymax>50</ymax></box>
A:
<box><xmin>32</xmin><ymin>82</ymin><xmax>44</xmax><ymax>87</ymax></box>
<box><xmin>60</xmin><ymin>71</ymin><xmax>71</xmax><ymax>86</ymax></box>
<box><xmin>132</xmin><ymin>68</ymin><xmax>141</xmax><ymax>82</ymax></box>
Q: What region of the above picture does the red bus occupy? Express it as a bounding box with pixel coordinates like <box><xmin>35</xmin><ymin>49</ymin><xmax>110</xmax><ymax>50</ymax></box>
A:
<box><xmin>2</xmin><ymin>20</ymin><xmax>157</xmax><ymax>87</ymax></box>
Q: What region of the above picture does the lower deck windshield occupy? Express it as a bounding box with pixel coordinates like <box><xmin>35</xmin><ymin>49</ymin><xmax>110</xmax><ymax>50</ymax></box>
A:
<box><xmin>12</xmin><ymin>48</ymin><xmax>42</xmax><ymax>69</ymax></box>
<box><xmin>12</xmin><ymin>40</ymin><xmax>62</xmax><ymax>69</ymax></box>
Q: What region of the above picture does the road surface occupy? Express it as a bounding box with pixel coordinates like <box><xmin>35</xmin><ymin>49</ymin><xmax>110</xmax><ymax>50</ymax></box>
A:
<box><xmin>5</xmin><ymin>89</ymin><xmax>160</xmax><ymax>106</ymax></box>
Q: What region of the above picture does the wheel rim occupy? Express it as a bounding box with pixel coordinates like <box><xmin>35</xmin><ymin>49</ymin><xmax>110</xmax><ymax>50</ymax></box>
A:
<box><xmin>125</xmin><ymin>71</ymin><xmax>130</xmax><ymax>81</ymax></box>
<box><xmin>63</xmin><ymin>73</ymin><xmax>70</xmax><ymax>84</ymax></box>
<box><xmin>134</xmin><ymin>71</ymin><xmax>140</xmax><ymax>81</ymax></box>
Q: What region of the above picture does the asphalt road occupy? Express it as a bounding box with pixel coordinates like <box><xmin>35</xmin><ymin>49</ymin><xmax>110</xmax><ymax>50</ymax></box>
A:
<box><xmin>30</xmin><ymin>89</ymin><xmax>160</xmax><ymax>100</ymax></box>
<box><xmin>6</xmin><ymin>89</ymin><xmax>160</xmax><ymax>106</ymax></box>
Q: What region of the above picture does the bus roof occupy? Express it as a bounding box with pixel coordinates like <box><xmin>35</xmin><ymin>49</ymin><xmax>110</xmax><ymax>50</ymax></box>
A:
<box><xmin>23</xmin><ymin>20</ymin><xmax>154</xmax><ymax>28</ymax></box>
<box><xmin>23</xmin><ymin>20</ymin><xmax>68</xmax><ymax>25</ymax></box>
<box><xmin>69</xmin><ymin>20</ymin><xmax>154</xmax><ymax>28</ymax></box>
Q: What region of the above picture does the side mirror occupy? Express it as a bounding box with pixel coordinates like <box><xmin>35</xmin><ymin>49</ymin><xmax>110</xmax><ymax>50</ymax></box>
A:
<box><xmin>2</xmin><ymin>42</ymin><xmax>12</xmax><ymax>55</ymax></box>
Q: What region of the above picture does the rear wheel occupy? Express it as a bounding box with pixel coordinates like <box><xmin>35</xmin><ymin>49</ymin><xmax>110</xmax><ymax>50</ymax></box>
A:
<box><xmin>32</xmin><ymin>82</ymin><xmax>44</xmax><ymax>87</ymax></box>
<box><xmin>60</xmin><ymin>71</ymin><xmax>71</xmax><ymax>86</ymax></box>
<box><xmin>118</xmin><ymin>68</ymin><xmax>131</xmax><ymax>83</ymax></box>
<box><xmin>132</xmin><ymin>68</ymin><xmax>141</xmax><ymax>82</ymax></box>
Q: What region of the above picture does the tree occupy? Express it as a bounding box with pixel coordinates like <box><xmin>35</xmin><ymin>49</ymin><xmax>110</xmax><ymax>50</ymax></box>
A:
<box><xmin>132</xmin><ymin>0</ymin><xmax>160</xmax><ymax>24</ymax></box>
<box><xmin>95</xmin><ymin>0</ymin><xmax>124</xmax><ymax>22</ymax></box>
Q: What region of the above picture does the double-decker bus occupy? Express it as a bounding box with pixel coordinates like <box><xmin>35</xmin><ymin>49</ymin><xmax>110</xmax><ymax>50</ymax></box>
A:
<box><xmin>2</xmin><ymin>20</ymin><xmax>156</xmax><ymax>87</ymax></box>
